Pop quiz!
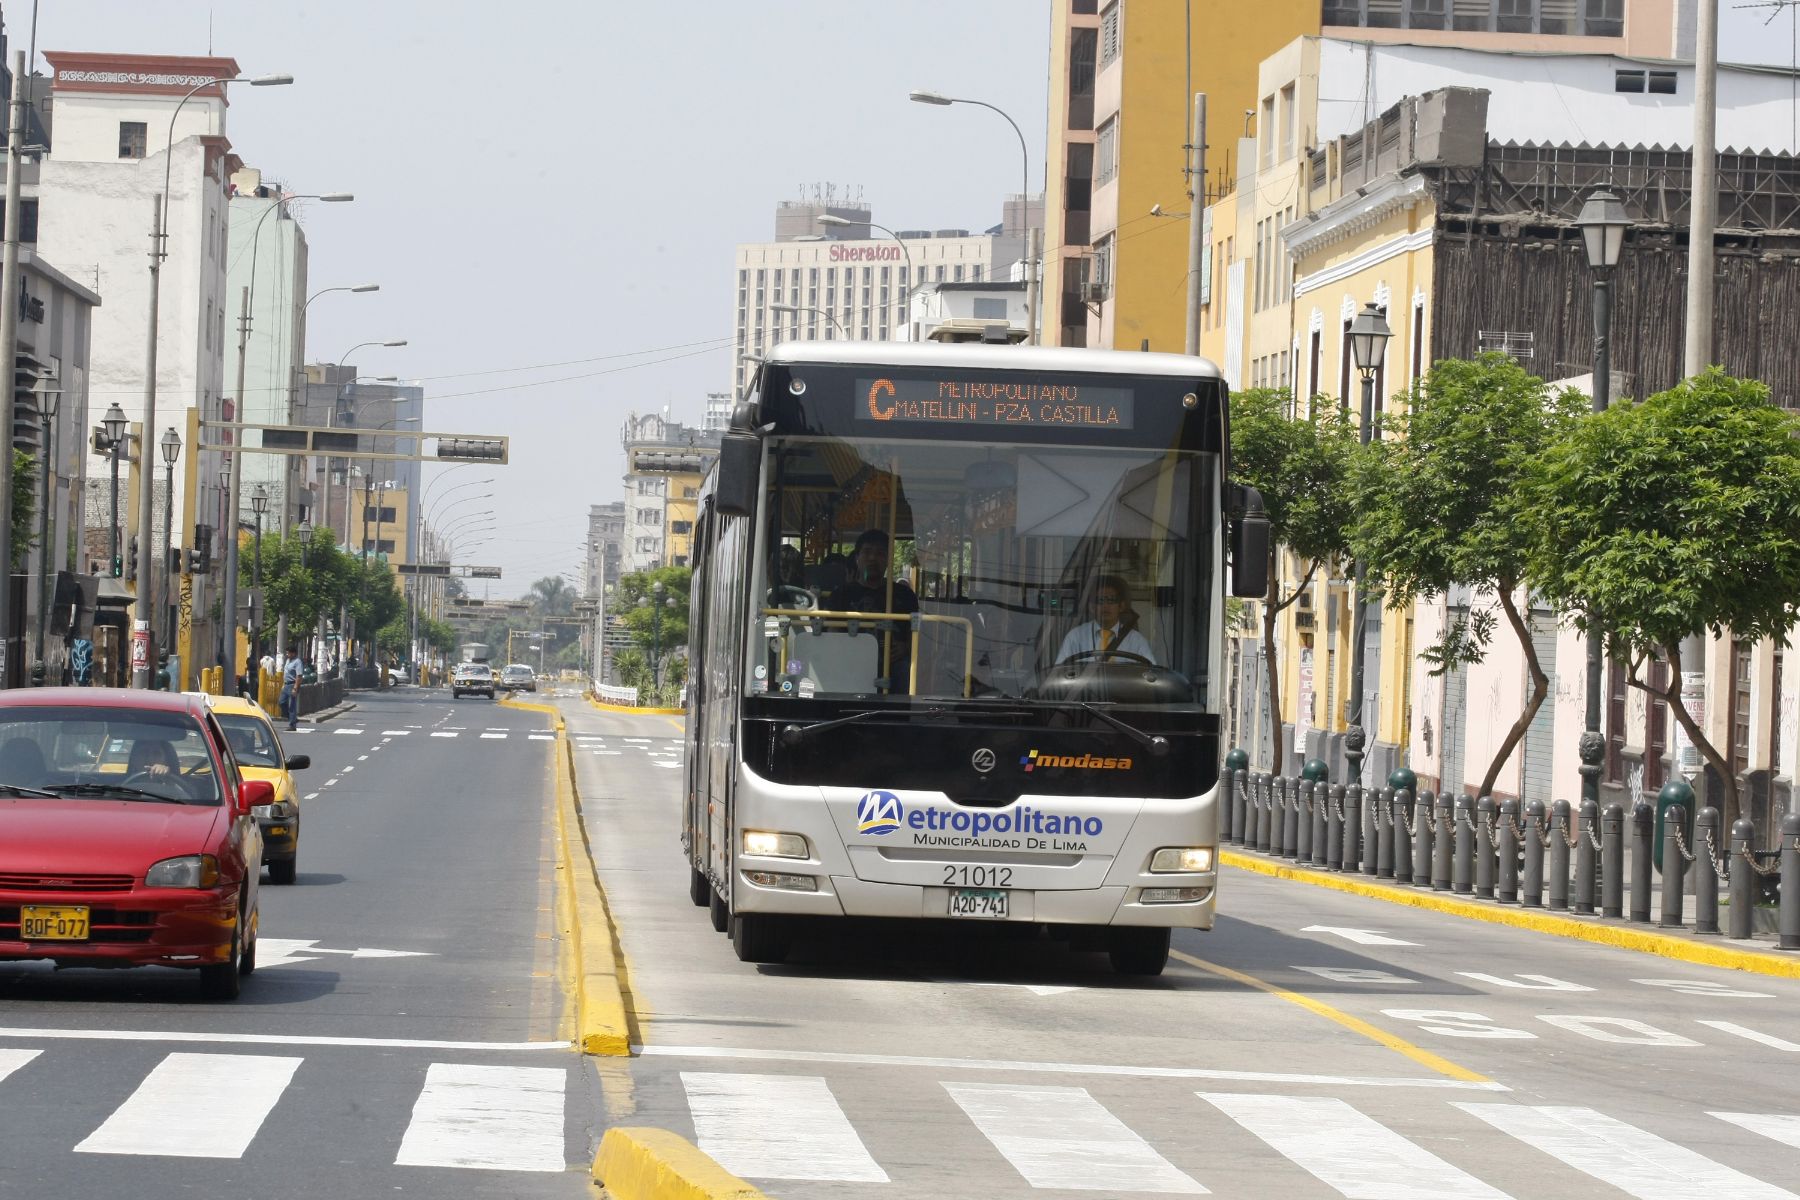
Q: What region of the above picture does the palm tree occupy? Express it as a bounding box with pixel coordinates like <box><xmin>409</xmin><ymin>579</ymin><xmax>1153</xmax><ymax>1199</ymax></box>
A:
<box><xmin>529</xmin><ymin>575</ymin><xmax>576</xmax><ymax>617</ymax></box>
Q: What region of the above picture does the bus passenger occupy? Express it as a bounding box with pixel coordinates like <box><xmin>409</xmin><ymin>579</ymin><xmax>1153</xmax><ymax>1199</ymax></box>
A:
<box><xmin>1056</xmin><ymin>574</ymin><xmax>1158</xmax><ymax>665</ymax></box>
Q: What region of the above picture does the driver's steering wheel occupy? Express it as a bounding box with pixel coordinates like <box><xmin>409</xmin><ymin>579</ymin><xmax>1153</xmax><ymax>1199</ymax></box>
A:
<box><xmin>767</xmin><ymin>585</ymin><xmax>817</xmax><ymax>611</ymax></box>
<box><xmin>1058</xmin><ymin>648</ymin><xmax>1155</xmax><ymax>667</ymax></box>
<box><xmin>123</xmin><ymin>769</ymin><xmax>193</xmax><ymax>798</ymax></box>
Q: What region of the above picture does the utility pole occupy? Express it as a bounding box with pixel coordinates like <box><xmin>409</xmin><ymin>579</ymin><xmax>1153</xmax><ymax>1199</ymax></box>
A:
<box><xmin>1684</xmin><ymin>0</ymin><xmax>1720</xmax><ymax>377</ymax></box>
<box><xmin>221</xmin><ymin>285</ymin><xmax>249</xmax><ymax>677</ymax></box>
<box><xmin>1184</xmin><ymin>93</ymin><xmax>1208</xmax><ymax>356</ymax></box>
<box><xmin>0</xmin><ymin>51</ymin><xmax>28</xmax><ymax>686</ymax></box>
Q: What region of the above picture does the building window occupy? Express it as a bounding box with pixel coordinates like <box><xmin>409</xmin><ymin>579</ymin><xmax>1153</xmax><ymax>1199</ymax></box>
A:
<box><xmin>1092</xmin><ymin>234</ymin><xmax>1114</xmax><ymax>299</ymax></box>
<box><xmin>1614</xmin><ymin>69</ymin><xmax>1645</xmax><ymax>93</ymax></box>
<box><xmin>1541</xmin><ymin>0</ymin><xmax>1577</xmax><ymax>33</ymax></box>
<box><xmin>1732</xmin><ymin>639</ymin><xmax>1754</xmax><ymax>778</ymax></box>
<box><xmin>1583</xmin><ymin>0</ymin><xmax>1623</xmax><ymax>35</ymax></box>
<box><xmin>1411</xmin><ymin>300</ymin><xmax>1426</xmax><ymax>382</ymax></box>
<box><xmin>1497</xmin><ymin>0</ymin><xmax>1532</xmax><ymax>32</ymax></box>
<box><xmin>1068</xmin><ymin>27</ymin><xmax>1098</xmax><ymax>130</ymax></box>
<box><xmin>1367</xmin><ymin>0</ymin><xmax>1403</xmax><ymax>27</ymax></box>
<box><xmin>1452</xmin><ymin>0</ymin><xmax>1490</xmax><ymax>31</ymax></box>
<box><xmin>1648</xmin><ymin>70</ymin><xmax>1678</xmax><ymax>93</ymax></box>
<box><xmin>118</xmin><ymin>121</ymin><xmax>147</xmax><ymax>159</ymax></box>
<box><xmin>1407</xmin><ymin>0</ymin><xmax>1449</xmax><ymax>28</ymax></box>
<box><xmin>1280</xmin><ymin>84</ymin><xmax>1296</xmax><ymax>161</ymax></box>
<box><xmin>1260</xmin><ymin>97</ymin><xmax>1276</xmax><ymax>167</ymax></box>
<box><xmin>1308</xmin><ymin>328</ymin><xmax>1322</xmax><ymax>399</ymax></box>
<box><xmin>1096</xmin><ymin>117</ymin><xmax>1119</xmax><ymax>186</ymax></box>
<box><xmin>1099</xmin><ymin>1</ymin><xmax>1121</xmax><ymax>66</ymax></box>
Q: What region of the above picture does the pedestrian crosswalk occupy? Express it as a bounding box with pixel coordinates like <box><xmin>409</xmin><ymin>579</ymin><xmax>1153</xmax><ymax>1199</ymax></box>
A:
<box><xmin>573</xmin><ymin>734</ymin><xmax>683</xmax><ymax>766</ymax></box>
<box><xmin>0</xmin><ymin>1045</ymin><xmax>573</xmax><ymax>1173</ymax></box>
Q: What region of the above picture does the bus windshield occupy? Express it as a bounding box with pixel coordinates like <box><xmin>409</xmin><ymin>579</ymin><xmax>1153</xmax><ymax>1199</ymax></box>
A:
<box><xmin>750</xmin><ymin>435</ymin><xmax>1216</xmax><ymax>708</ymax></box>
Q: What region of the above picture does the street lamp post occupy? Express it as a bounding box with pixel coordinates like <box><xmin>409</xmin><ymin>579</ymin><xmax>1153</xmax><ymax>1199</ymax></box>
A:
<box><xmin>910</xmin><ymin>89</ymin><xmax>1037</xmax><ymax>345</ymax></box>
<box><xmin>769</xmin><ymin>302</ymin><xmax>847</xmax><ymax>338</ymax></box>
<box><xmin>817</xmin><ymin>214</ymin><xmax>915</xmax><ymax>338</ymax></box>
<box><xmin>249</xmin><ymin>484</ymin><xmax>268</xmax><ymax>693</ymax></box>
<box><xmin>644</xmin><ymin>581</ymin><xmax>676</xmax><ymax>692</ymax></box>
<box><xmin>133</xmin><ymin>70</ymin><xmax>292</xmax><ymax>689</ymax></box>
<box><xmin>30</xmin><ymin>368</ymin><xmax>60</xmax><ymax>685</ymax></box>
<box><xmin>158</xmin><ymin>427</ymin><xmax>182</xmax><ymax>681</ymax></box>
<box><xmin>99</xmin><ymin>403</ymin><xmax>127</xmax><ymax>577</ymax></box>
<box><xmin>1577</xmin><ymin>189</ymin><xmax>1630</xmax><ymax>810</ymax></box>
<box><xmin>1344</xmin><ymin>303</ymin><xmax>1392</xmax><ymax>785</ymax></box>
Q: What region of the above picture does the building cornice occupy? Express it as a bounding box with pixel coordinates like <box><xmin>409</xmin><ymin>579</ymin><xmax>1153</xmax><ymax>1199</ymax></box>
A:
<box><xmin>1282</xmin><ymin>171</ymin><xmax>1429</xmax><ymax>260</ymax></box>
<box><xmin>1293</xmin><ymin>228</ymin><xmax>1434</xmax><ymax>299</ymax></box>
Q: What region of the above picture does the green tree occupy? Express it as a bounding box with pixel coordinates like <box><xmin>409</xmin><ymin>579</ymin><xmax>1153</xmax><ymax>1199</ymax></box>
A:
<box><xmin>617</xmin><ymin>566</ymin><xmax>690</xmax><ymax>668</ymax></box>
<box><xmin>1229</xmin><ymin>388</ymin><xmax>1358</xmax><ymax>770</ymax></box>
<box><xmin>528</xmin><ymin>575</ymin><xmax>577</xmax><ymax>618</ymax></box>
<box><xmin>10</xmin><ymin>450</ymin><xmax>35</xmax><ymax>570</ymax></box>
<box><xmin>1525</xmin><ymin>369</ymin><xmax>1800</xmax><ymax>823</ymax></box>
<box><xmin>248</xmin><ymin>529</ymin><xmax>356</xmax><ymax>638</ymax></box>
<box><xmin>1351</xmin><ymin>354</ymin><xmax>1585</xmax><ymax>799</ymax></box>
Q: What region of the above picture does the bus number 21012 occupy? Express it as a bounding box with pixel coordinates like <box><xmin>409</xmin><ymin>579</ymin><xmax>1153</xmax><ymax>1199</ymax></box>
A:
<box><xmin>943</xmin><ymin>865</ymin><xmax>1013</xmax><ymax>888</ymax></box>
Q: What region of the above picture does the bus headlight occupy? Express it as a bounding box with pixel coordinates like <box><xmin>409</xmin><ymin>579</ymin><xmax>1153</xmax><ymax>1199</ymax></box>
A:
<box><xmin>1150</xmin><ymin>847</ymin><xmax>1214</xmax><ymax>873</ymax></box>
<box><xmin>1141</xmin><ymin>886</ymin><xmax>1210</xmax><ymax>904</ymax></box>
<box><xmin>743</xmin><ymin>830</ymin><xmax>809</xmax><ymax>859</ymax></box>
<box><xmin>743</xmin><ymin>870</ymin><xmax>818</xmax><ymax>892</ymax></box>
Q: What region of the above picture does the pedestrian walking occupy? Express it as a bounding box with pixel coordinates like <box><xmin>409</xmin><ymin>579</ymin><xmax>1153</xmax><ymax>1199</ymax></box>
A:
<box><xmin>280</xmin><ymin>645</ymin><xmax>304</xmax><ymax>731</ymax></box>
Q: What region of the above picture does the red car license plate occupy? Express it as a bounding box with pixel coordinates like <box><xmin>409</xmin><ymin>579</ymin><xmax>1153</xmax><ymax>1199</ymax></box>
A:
<box><xmin>21</xmin><ymin>905</ymin><xmax>90</xmax><ymax>940</ymax></box>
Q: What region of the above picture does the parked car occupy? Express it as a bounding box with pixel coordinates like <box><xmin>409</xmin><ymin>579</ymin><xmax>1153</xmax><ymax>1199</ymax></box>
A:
<box><xmin>499</xmin><ymin>664</ymin><xmax>537</xmax><ymax>693</ymax></box>
<box><xmin>207</xmin><ymin>695</ymin><xmax>310</xmax><ymax>885</ymax></box>
<box><xmin>0</xmin><ymin>688</ymin><xmax>266</xmax><ymax>1000</ymax></box>
<box><xmin>452</xmin><ymin>662</ymin><xmax>495</xmax><ymax>699</ymax></box>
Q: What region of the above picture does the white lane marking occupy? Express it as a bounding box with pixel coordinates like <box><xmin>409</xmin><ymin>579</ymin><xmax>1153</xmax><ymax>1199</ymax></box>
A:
<box><xmin>323</xmin><ymin>779</ymin><xmax>338</xmax><ymax>787</ymax></box>
<box><xmin>480</xmin><ymin>733</ymin><xmax>507</xmax><ymax>740</ymax></box>
<box><xmin>1457</xmin><ymin>973</ymin><xmax>1593</xmax><ymax>991</ymax></box>
<box><xmin>682</xmin><ymin>1072</ymin><xmax>887</xmax><ymax>1182</ymax></box>
<box><xmin>1637</xmin><ymin>978</ymin><xmax>1775</xmax><ymax>999</ymax></box>
<box><xmin>653</xmin><ymin>761</ymin><xmax>681</xmax><ymax>769</ymax></box>
<box><xmin>76</xmin><ymin>1052</ymin><xmax>301</xmax><ymax>1158</ymax></box>
<box><xmin>623</xmin><ymin>738</ymin><xmax>653</xmax><ymax>744</ymax></box>
<box><xmin>1201</xmin><ymin>1093</ymin><xmax>1509</xmax><ymax>1199</ymax></box>
<box><xmin>1536</xmin><ymin>1016</ymin><xmax>1699</xmax><ymax>1046</ymax></box>
<box><xmin>1301</xmin><ymin>925</ymin><xmax>1420</xmax><ymax>947</ymax></box>
<box><xmin>395</xmin><ymin>1063</ymin><xmax>567</xmax><ymax>1172</ymax></box>
<box><xmin>340</xmin><ymin>766</ymin><xmax>355</xmax><ymax>774</ymax></box>
<box><xmin>528</xmin><ymin>734</ymin><xmax>554</xmax><ymax>741</ymax></box>
<box><xmin>484</xmin><ymin>727</ymin><xmax>510</xmax><ymax>732</ymax></box>
<box><xmin>1457</xmin><ymin>1104</ymin><xmax>1799</xmax><ymax>1199</ymax></box>
<box><xmin>303</xmin><ymin>792</ymin><xmax>319</xmax><ymax>800</ymax></box>
<box><xmin>357</xmin><ymin>755</ymin><xmax>369</xmax><ymax>762</ymax></box>
<box><xmin>0</xmin><ymin>1047</ymin><xmax>40</xmax><ymax>1082</ymax></box>
<box><xmin>947</xmin><ymin>1081</ymin><xmax>1204</xmax><ymax>1193</ymax></box>
<box><xmin>256</xmin><ymin>938</ymin><xmax>435</xmax><ymax>967</ymax></box>
<box><xmin>1294</xmin><ymin>967</ymin><xmax>1415</xmax><ymax>985</ymax></box>
<box><xmin>1699</xmin><ymin>1020</ymin><xmax>1800</xmax><ymax>1051</ymax></box>
<box><xmin>382</xmin><ymin>730</ymin><xmax>411</xmax><ymax>736</ymax></box>
<box><xmin>636</xmin><ymin>1044</ymin><xmax>1507</xmax><ymax>1089</ymax></box>
<box><xmin>332</xmin><ymin>728</ymin><xmax>364</xmax><ymax>735</ymax></box>
<box><xmin>592</xmin><ymin>750</ymin><xmax>622</xmax><ymax>756</ymax></box>
<box><xmin>0</xmin><ymin>1026</ymin><xmax>565</xmax><ymax>1051</ymax></box>
<box><xmin>1712</xmin><ymin>1112</ymin><xmax>1800</xmax><ymax>1150</ymax></box>
<box><xmin>430</xmin><ymin>732</ymin><xmax>458</xmax><ymax>738</ymax></box>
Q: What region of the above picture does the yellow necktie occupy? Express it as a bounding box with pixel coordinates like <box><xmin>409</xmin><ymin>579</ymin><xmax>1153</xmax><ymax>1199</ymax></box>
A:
<box><xmin>1100</xmin><ymin>627</ymin><xmax>1114</xmax><ymax>653</ymax></box>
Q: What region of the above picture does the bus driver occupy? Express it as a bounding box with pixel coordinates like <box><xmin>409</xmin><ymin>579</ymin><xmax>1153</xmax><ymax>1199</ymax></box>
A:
<box><xmin>1056</xmin><ymin>573</ymin><xmax>1158</xmax><ymax>665</ymax></box>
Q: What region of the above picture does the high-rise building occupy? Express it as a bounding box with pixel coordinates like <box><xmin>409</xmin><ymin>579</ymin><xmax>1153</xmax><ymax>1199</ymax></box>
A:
<box><xmin>585</xmin><ymin>501</ymin><xmax>624</xmax><ymax>599</ymax></box>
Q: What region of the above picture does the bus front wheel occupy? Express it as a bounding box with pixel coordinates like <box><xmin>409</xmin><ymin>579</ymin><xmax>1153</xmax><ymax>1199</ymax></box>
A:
<box><xmin>730</xmin><ymin>914</ymin><xmax>790</xmax><ymax>964</ymax></box>
<box><xmin>1109</xmin><ymin>927</ymin><xmax>1170</xmax><ymax>976</ymax></box>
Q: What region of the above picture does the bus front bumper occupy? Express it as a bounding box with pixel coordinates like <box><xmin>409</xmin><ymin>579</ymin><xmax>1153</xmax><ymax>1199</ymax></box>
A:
<box><xmin>733</xmin><ymin>870</ymin><xmax>1215</xmax><ymax>929</ymax></box>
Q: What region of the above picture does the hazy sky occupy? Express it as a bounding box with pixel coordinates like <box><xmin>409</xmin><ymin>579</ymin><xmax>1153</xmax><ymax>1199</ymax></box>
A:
<box><xmin>25</xmin><ymin>2</ymin><xmax>1795</xmax><ymax>596</ymax></box>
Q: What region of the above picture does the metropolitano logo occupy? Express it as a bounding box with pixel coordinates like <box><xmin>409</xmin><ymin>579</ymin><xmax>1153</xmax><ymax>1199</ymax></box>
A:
<box><xmin>855</xmin><ymin>789</ymin><xmax>904</xmax><ymax>836</ymax></box>
<box><xmin>1019</xmin><ymin>748</ymin><xmax>1135</xmax><ymax>773</ymax></box>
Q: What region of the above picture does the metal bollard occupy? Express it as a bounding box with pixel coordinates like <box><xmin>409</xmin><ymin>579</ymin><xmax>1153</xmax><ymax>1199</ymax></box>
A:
<box><xmin>1496</xmin><ymin>798</ymin><xmax>1520</xmax><ymax>904</ymax></box>
<box><xmin>1548</xmin><ymin>800</ymin><xmax>1571</xmax><ymax>912</ymax></box>
<box><xmin>1284</xmin><ymin>778</ymin><xmax>1303</xmax><ymax>860</ymax></box>
<box><xmin>1223</xmin><ymin>752</ymin><xmax>1248</xmax><ymax>843</ymax></box>
<box><xmin>1578</xmin><ymin>799</ymin><xmax>1602</xmax><ymax>915</ymax></box>
<box><xmin>1729</xmin><ymin>817</ymin><xmax>1755</xmax><ymax>940</ymax></box>
<box><xmin>1266</xmin><ymin>777</ymin><xmax>1283</xmax><ymax>857</ymax></box>
<box><xmin>1413</xmin><ymin>789</ymin><xmax>1435</xmax><ymax>887</ymax></box>
<box><xmin>1255</xmin><ymin>775</ymin><xmax>1271</xmax><ymax>854</ymax></box>
<box><xmin>1630</xmin><ymin>801</ymin><xmax>1654</xmax><ymax>923</ymax></box>
<box><xmin>1693</xmin><ymin>806</ymin><xmax>1720</xmax><ymax>935</ymax></box>
<box><xmin>1377</xmin><ymin>788</ymin><xmax>1396</xmax><ymax>879</ymax></box>
<box><xmin>1782</xmin><ymin>813</ymin><xmax>1800</xmax><ymax>951</ymax></box>
<box><xmin>1601</xmin><ymin>802</ymin><xmax>1625</xmax><ymax>919</ymax></box>
<box><xmin>1659</xmin><ymin>802</ymin><xmax>1687</xmax><ymax>929</ymax></box>
<box><xmin>1296</xmin><ymin>781</ymin><xmax>1314</xmax><ymax>864</ymax></box>
<box><xmin>1362</xmin><ymin>788</ymin><xmax>1382</xmax><ymax>876</ymax></box>
<box><xmin>1522</xmin><ymin>799</ymin><xmax>1545</xmax><ymax>907</ymax></box>
<box><xmin>1343</xmin><ymin>784</ymin><xmax>1362</xmax><ymax>874</ymax></box>
<box><xmin>1232</xmin><ymin>769</ymin><xmax>1249</xmax><ymax>846</ymax></box>
<box><xmin>1453</xmin><ymin>794</ymin><xmax>1474</xmax><ymax>894</ymax></box>
<box><xmin>1432</xmin><ymin>791</ymin><xmax>1453</xmax><ymax>890</ymax></box>
<box><xmin>1312</xmin><ymin>780</ymin><xmax>1330</xmax><ymax>867</ymax></box>
<box><xmin>1392</xmin><ymin>788</ymin><xmax>1413</xmax><ymax>884</ymax></box>
<box><xmin>1475</xmin><ymin>796</ymin><xmax>1497</xmax><ymax>899</ymax></box>
<box><xmin>1326</xmin><ymin>783</ymin><xmax>1344</xmax><ymax>870</ymax></box>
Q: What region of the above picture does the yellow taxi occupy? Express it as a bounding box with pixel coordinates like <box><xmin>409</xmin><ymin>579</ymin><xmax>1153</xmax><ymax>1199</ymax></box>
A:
<box><xmin>207</xmin><ymin>695</ymin><xmax>311</xmax><ymax>885</ymax></box>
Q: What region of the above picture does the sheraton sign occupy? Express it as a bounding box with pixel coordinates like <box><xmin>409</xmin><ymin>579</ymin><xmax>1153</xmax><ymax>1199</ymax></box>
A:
<box><xmin>828</xmin><ymin>244</ymin><xmax>904</xmax><ymax>263</ymax></box>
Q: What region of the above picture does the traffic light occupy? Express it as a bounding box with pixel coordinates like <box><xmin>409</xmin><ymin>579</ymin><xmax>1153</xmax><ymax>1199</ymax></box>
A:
<box><xmin>435</xmin><ymin>437</ymin><xmax>507</xmax><ymax>462</ymax></box>
<box><xmin>126</xmin><ymin>536</ymin><xmax>138</xmax><ymax>578</ymax></box>
<box><xmin>190</xmin><ymin>524</ymin><xmax>212</xmax><ymax>575</ymax></box>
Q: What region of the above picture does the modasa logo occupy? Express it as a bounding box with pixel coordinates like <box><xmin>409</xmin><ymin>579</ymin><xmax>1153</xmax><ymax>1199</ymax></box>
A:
<box><xmin>856</xmin><ymin>789</ymin><xmax>904</xmax><ymax>836</ymax></box>
<box><xmin>1020</xmin><ymin>748</ymin><xmax>1134</xmax><ymax>773</ymax></box>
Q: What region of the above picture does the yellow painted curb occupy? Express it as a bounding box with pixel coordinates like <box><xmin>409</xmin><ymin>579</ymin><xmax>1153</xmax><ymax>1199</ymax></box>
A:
<box><xmin>593</xmin><ymin>1127</ymin><xmax>770</xmax><ymax>1200</ymax></box>
<box><xmin>509</xmin><ymin>695</ymin><xmax>637</xmax><ymax>1055</ymax></box>
<box><xmin>1223</xmin><ymin>849</ymin><xmax>1800</xmax><ymax>980</ymax></box>
<box><xmin>585</xmin><ymin>692</ymin><xmax>685</xmax><ymax>716</ymax></box>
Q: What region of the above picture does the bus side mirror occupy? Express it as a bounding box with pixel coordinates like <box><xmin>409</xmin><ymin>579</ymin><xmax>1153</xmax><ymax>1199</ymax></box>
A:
<box><xmin>1230</xmin><ymin>485</ymin><xmax>1269</xmax><ymax>598</ymax></box>
<box><xmin>714</xmin><ymin>431</ymin><xmax>761</xmax><ymax>518</ymax></box>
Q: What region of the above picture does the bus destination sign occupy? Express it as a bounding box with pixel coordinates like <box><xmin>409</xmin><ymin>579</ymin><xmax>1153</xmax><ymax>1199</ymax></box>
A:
<box><xmin>857</xmin><ymin>377</ymin><xmax>1134</xmax><ymax>430</ymax></box>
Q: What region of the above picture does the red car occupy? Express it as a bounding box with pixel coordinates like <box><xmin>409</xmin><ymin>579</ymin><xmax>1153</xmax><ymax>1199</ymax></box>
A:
<box><xmin>0</xmin><ymin>688</ymin><xmax>267</xmax><ymax>1000</ymax></box>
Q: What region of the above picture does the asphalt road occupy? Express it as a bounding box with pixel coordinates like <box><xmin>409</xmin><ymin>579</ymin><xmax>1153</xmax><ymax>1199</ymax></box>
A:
<box><xmin>565</xmin><ymin>695</ymin><xmax>1800</xmax><ymax>1200</ymax></box>
<box><xmin>0</xmin><ymin>688</ymin><xmax>599</xmax><ymax>1199</ymax></box>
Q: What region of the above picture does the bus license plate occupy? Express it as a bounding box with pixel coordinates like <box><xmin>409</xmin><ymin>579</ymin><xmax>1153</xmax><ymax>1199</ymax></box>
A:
<box><xmin>21</xmin><ymin>905</ymin><xmax>89</xmax><ymax>940</ymax></box>
<box><xmin>949</xmin><ymin>889</ymin><xmax>1008</xmax><ymax>919</ymax></box>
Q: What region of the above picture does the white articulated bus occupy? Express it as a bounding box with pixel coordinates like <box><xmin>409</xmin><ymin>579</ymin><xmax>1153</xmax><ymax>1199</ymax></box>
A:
<box><xmin>681</xmin><ymin>341</ymin><xmax>1266</xmax><ymax>974</ymax></box>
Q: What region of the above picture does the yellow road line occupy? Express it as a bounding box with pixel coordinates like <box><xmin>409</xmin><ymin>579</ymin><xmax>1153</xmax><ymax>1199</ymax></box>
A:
<box><xmin>1169</xmin><ymin>948</ymin><xmax>1494</xmax><ymax>1085</ymax></box>
<box><xmin>1223</xmin><ymin>850</ymin><xmax>1800</xmax><ymax>981</ymax></box>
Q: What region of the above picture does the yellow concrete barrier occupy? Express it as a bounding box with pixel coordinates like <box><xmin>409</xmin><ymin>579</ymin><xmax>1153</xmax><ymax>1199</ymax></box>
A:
<box><xmin>592</xmin><ymin>1128</ymin><xmax>769</xmax><ymax>1200</ymax></box>
<box><xmin>505</xmin><ymin>695</ymin><xmax>636</xmax><ymax>1055</ymax></box>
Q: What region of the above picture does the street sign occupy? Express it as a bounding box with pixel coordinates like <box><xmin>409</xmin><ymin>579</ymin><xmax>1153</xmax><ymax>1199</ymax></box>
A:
<box><xmin>396</xmin><ymin>562</ymin><xmax>452</xmax><ymax>576</ymax></box>
<box><xmin>466</xmin><ymin>566</ymin><xmax>502</xmax><ymax>579</ymax></box>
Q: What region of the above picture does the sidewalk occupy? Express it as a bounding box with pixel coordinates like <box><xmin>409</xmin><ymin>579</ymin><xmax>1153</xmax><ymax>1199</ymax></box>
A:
<box><xmin>1226</xmin><ymin>844</ymin><xmax>1800</xmax><ymax>980</ymax></box>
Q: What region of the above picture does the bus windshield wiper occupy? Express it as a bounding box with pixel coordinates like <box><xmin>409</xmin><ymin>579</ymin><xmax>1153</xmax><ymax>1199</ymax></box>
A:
<box><xmin>1077</xmin><ymin>702</ymin><xmax>1171</xmax><ymax>758</ymax></box>
<box><xmin>778</xmin><ymin>710</ymin><xmax>898</xmax><ymax>745</ymax></box>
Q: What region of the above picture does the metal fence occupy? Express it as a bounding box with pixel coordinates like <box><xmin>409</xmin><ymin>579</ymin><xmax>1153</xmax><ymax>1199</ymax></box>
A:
<box><xmin>1221</xmin><ymin>764</ymin><xmax>1800</xmax><ymax>948</ymax></box>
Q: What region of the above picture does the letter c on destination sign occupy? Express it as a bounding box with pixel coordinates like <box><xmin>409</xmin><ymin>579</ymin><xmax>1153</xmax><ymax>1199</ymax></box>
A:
<box><xmin>867</xmin><ymin>378</ymin><xmax>897</xmax><ymax>421</ymax></box>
